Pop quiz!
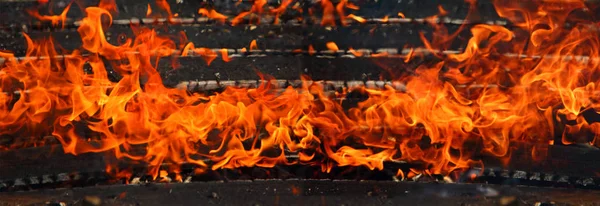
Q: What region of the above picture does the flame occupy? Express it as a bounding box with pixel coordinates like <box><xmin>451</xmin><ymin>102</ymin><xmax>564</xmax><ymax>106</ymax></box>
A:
<box><xmin>27</xmin><ymin>2</ymin><xmax>72</xmax><ymax>28</ymax></box>
<box><xmin>181</xmin><ymin>43</ymin><xmax>217</xmax><ymax>65</ymax></box>
<box><xmin>4</xmin><ymin>0</ymin><xmax>600</xmax><ymax>180</ymax></box>
<box><xmin>404</xmin><ymin>48</ymin><xmax>414</xmax><ymax>63</ymax></box>
<box><xmin>98</xmin><ymin>0</ymin><xmax>118</xmax><ymax>13</ymax></box>
<box><xmin>249</xmin><ymin>40</ymin><xmax>258</xmax><ymax>51</ymax></box>
<box><xmin>326</xmin><ymin>42</ymin><xmax>339</xmax><ymax>51</ymax></box>
<box><xmin>397</xmin><ymin>12</ymin><xmax>405</xmax><ymax>18</ymax></box>
<box><xmin>348</xmin><ymin>48</ymin><xmax>363</xmax><ymax>57</ymax></box>
<box><xmin>347</xmin><ymin>14</ymin><xmax>366</xmax><ymax>24</ymax></box>
<box><xmin>318</xmin><ymin>0</ymin><xmax>363</xmax><ymax>26</ymax></box>
<box><xmin>271</xmin><ymin>0</ymin><xmax>293</xmax><ymax>24</ymax></box>
<box><xmin>198</xmin><ymin>8</ymin><xmax>228</xmax><ymax>23</ymax></box>
<box><xmin>220</xmin><ymin>49</ymin><xmax>231</xmax><ymax>62</ymax></box>
<box><xmin>231</xmin><ymin>0</ymin><xmax>267</xmax><ymax>25</ymax></box>
<box><xmin>155</xmin><ymin>0</ymin><xmax>175</xmax><ymax>22</ymax></box>
<box><xmin>320</xmin><ymin>0</ymin><xmax>335</xmax><ymax>26</ymax></box>
<box><xmin>308</xmin><ymin>45</ymin><xmax>316</xmax><ymax>55</ymax></box>
<box><xmin>147</xmin><ymin>4</ymin><xmax>152</xmax><ymax>16</ymax></box>
<box><xmin>381</xmin><ymin>15</ymin><xmax>389</xmax><ymax>23</ymax></box>
<box><xmin>336</xmin><ymin>0</ymin><xmax>349</xmax><ymax>26</ymax></box>
<box><xmin>371</xmin><ymin>52</ymin><xmax>389</xmax><ymax>58</ymax></box>
<box><xmin>438</xmin><ymin>5</ymin><xmax>448</xmax><ymax>16</ymax></box>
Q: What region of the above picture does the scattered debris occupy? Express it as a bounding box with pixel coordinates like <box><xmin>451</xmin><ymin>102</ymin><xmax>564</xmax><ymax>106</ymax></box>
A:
<box><xmin>477</xmin><ymin>186</ymin><xmax>499</xmax><ymax>197</ymax></box>
<box><xmin>117</xmin><ymin>192</ymin><xmax>127</xmax><ymax>200</ymax></box>
<box><xmin>500</xmin><ymin>196</ymin><xmax>516</xmax><ymax>205</ymax></box>
<box><xmin>184</xmin><ymin>176</ymin><xmax>193</xmax><ymax>183</ymax></box>
<box><xmin>210</xmin><ymin>192</ymin><xmax>219</xmax><ymax>199</ymax></box>
<box><xmin>45</xmin><ymin>202</ymin><xmax>67</xmax><ymax>206</ymax></box>
<box><xmin>83</xmin><ymin>195</ymin><xmax>102</xmax><ymax>206</ymax></box>
<box><xmin>130</xmin><ymin>177</ymin><xmax>141</xmax><ymax>185</ymax></box>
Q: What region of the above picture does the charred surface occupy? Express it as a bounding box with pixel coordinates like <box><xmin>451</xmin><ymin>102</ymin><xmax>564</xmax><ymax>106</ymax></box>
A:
<box><xmin>0</xmin><ymin>23</ymin><xmax>467</xmax><ymax>56</ymax></box>
<box><xmin>2</xmin><ymin>141</ymin><xmax>600</xmax><ymax>192</ymax></box>
<box><xmin>158</xmin><ymin>56</ymin><xmax>437</xmax><ymax>87</ymax></box>
<box><xmin>0</xmin><ymin>0</ymin><xmax>499</xmax><ymax>28</ymax></box>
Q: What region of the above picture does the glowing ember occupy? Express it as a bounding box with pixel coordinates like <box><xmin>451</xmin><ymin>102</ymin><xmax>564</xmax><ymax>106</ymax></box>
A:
<box><xmin>1</xmin><ymin>0</ymin><xmax>599</xmax><ymax>180</ymax></box>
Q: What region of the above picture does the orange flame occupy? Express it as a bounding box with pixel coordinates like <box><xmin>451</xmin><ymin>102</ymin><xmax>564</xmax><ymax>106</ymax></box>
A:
<box><xmin>249</xmin><ymin>40</ymin><xmax>258</xmax><ymax>51</ymax></box>
<box><xmin>381</xmin><ymin>15</ymin><xmax>389</xmax><ymax>23</ymax></box>
<box><xmin>397</xmin><ymin>12</ymin><xmax>405</xmax><ymax>18</ymax></box>
<box><xmin>198</xmin><ymin>8</ymin><xmax>228</xmax><ymax>23</ymax></box>
<box><xmin>220</xmin><ymin>49</ymin><xmax>231</xmax><ymax>62</ymax></box>
<box><xmin>182</xmin><ymin>43</ymin><xmax>218</xmax><ymax>65</ymax></box>
<box><xmin>231</xmin><ymin>0</ymin><xmax>267</xmax><ymax>25</ymax></box>
<box><xmin>404</xmin><ymin>48</ymin><xmax>414</xmax><ymax>63</ymax></box>
<box><xmin>308</xmin><ymin>45</ymin><xmax>316</xmax><ymax>55</ymax></box>
<box><xmin>98</xmin><ymin>0</ymin><xmax>118</xmax><ymax>13</ymax></box>
<box><xmin>335</xmin><ymin>0</ymin><xmax>361</xmax><ymax>26</ymax></box>
<box><xmin>348</xmin><ymin>48</ymin><xmax>363</xmax><ymax>57</ymax></box>
<box><xmin>5</xmin><ymin>0</ymin><xmax>600</xmax><ymax>180</ymax></box>
<box><xmin>438</xmin><ymin>5</ymin><xmax>448</xmax><ymax>16</ymax></box>
<box><xmin>155</xmin><ymin>0</ymin><xmax>175</xmax><ymax>22</ymax></box>
<box><xmin>326</xmin><ymin>42</ymin><xmax>339</xmax><ymax>51</ymax></box>
<box><xmin>27</xmin><ymin>3</ymin><xmax>72</xmax><ymax>28</ymax></box>
<box><xmin>147</xmin><ymin>4</ymin><xmax>152</xmax><ymax>16</ymax></box>
<box><xmin>320</xmin><ymin>0</ymin><xmax>336</xmax><ymax>26</ymax></box>
<box><xmin>347</xmin><ymin>14</ymin><xmax>366</xmax><ymax>24</ymax></box>
<box><xmin>271</xmin><ymin>0</ymin><xmax>293</xmax><ymax>24</ymax></box>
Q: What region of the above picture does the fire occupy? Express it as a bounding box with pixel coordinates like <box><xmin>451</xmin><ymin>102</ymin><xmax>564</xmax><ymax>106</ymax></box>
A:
<box><xmin>320</xmin><ymin>0</ymin><xmax>335</xmax><ymax>26</ymax></box>
<box><xmin>320</xmin><ymin>0</ymin><xmax>364</xmax><ymax>26</ymax></box>
<box><xmin>249</xmin><ymin>40</ymin><xmax>258</xmax><ymax>51</ymax></box>
<box><xmin>326</xmin><ymin>42</ymin><xmax>339</xmax><ymax>51</ymax></box>
<box><xmin>438</xmin><ymin>5</ymin><xmax>448</xmax><ymax>16</ymax></box>
<box><xmin>308</xmin><ymin>45</ymin><xmax>316</xmax><ymax>55</ymax></box>
<box><xmin>397</xmin><ymin>12</ymin><xmax>405</xmax><ymax>18</ymax></box>
<box><xmin>198</xmin><ymin>8</ymin><xmax>228</xmax><ymax>23</ymax></box>
<box><xmin>231</xmin><ymin>0</ymin><xmax>267</xmax><ymax>25</ymax></box>
<box><xmin>381</xmin><ymin>15</ymin><xmax>389</xmax><ymax>23</ymax></box>
<box><xmin>347</xmin><ymin>14</ymin><xmax>366</xmax><ymax>24</ymax></box>
<box><xmin>27</xmin><ymin>2</ymin><xmax>72</xmax><ymax>28</ymax></box>
<box><xmin>181</xmin><ymin>43</ymin><xmax>218</xmax><ymax>65</ymax></box>
<box><xmin>271</xmin><ymin>0</ymin><xmax>293</xmax><ymax>24</ymax></box>
<box><xmin>147</xmin><ymin>4</ymin><xmax>152</xmax><ymax>16</ymax></box>
<box><xmin>155</xmin><ymin>0</ymin><xmax>175</xmax><ymax>22</ymax></box>
<box><xmin>220</xmin><ymin>49</ymin><xmax>231</xmax><ymax>62</ymax></box>
<box><xmin>98</xmin><ymin>0</ymin><xmax>118</xmax><ymax>13</ymax></box>
<box><xmin>348</xmin><ymin>48</ymin><xmax>363</xmax><ymax>57</ymax></box>
<box><xmin>2</xmin><ymin>0</ymin><xmax>600</xmax><ymax>180</ymax></box>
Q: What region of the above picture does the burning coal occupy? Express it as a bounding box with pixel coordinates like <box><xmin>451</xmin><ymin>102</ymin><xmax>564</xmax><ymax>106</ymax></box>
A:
<box><xmin>0</xmin><ymin>0</ymin><xmax>599</xmax><ymax>180</ymax></box>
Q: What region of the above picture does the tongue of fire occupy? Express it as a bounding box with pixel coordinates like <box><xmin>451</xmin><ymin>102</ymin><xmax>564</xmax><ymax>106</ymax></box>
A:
<box><xmin>0</xmin><ymin>0</ymin><xmax>599</xmax><ymax>180</ymax></box>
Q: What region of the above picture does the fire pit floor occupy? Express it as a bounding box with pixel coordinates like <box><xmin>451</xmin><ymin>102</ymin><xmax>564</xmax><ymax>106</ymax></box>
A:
<box><xmin>0</xmin><ymin>180</ymin><xmax>600</xmax><ymax>205</ymax></box>
<box><xmin>1</xmin><ymin>180</ymin><xmax>599</xmax><ymax>206</ymax></box>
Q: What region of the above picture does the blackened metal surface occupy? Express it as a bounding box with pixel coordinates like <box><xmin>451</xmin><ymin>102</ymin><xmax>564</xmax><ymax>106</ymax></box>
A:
<box><xmin>0</xmin><ymin>0</ymin><xmax>498</xmax><ymax>27</ymax></box>
<box><xmin>3</xmin><ymin>141</ymin><xmax>600</xmax><ymax>191</ymax></box>
<box><xmin>482</xmin><ymin>143</ymin><xmax>600</xmax><ymax>178</ymax></box>
<box><xmin>0</xmin><ymin>23</ymin><xmax>466</xmax><ymax>56</ymax></box>
<box><xmin>158</xmin><ymin>56</ymin><xmax>436</xmax><ymax>87</ymax></box>
<box><xmin>0</xmin><ymin>145</ymin><xmax>107</xmax><ymax>181</ymax></box>
<box><xmin>1</xmin><ymin>180</ymin><xmax>599</xmax><ymax>206</ymax></box>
